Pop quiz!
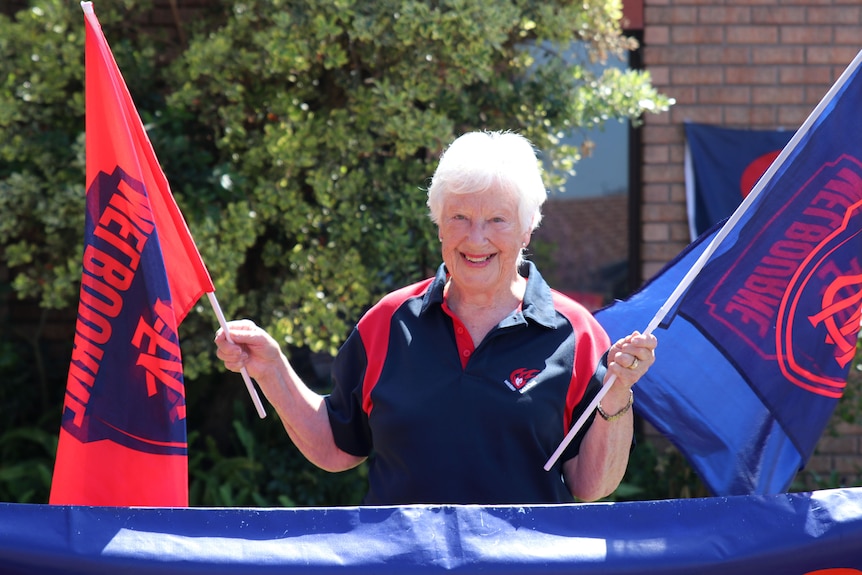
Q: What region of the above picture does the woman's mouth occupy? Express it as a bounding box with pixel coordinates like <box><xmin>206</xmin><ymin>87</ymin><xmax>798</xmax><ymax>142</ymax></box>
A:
<box><xmin>463</xmin><ymin>253</ymin><xmax>495</xmax><ymax>263</ymax></box>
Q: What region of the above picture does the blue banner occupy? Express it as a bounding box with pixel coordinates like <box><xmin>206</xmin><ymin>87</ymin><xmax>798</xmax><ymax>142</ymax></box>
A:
<box><xmin>2</xmin><ymin>489</ymin><xmax>862</xmax><ymax>574</ymax></box>
<box><xmin>599</xmin><ymin>50</ymin><xmax>862</xmax><ymax>496</ymax></box>
<box><xmin>685</xmin><ymin>122</ymin><xmax>792</xmax><ymax>238</ymax></box>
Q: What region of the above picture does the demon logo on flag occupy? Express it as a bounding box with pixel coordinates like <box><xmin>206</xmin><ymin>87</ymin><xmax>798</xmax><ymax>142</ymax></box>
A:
<box><xmin>683</xmin><ymin>155</ymin><xmax>862</xmax><ymax>400</ymax></box>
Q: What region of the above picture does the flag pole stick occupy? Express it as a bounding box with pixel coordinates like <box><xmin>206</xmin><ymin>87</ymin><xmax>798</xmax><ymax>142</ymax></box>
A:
<box><xmin>207</xmin><ymin>292</ymin><xmax>267</xmax><ymax>419</ymax></box>
<box><xmin>544</xmin><ymin>48</ymin><xmax>862</xmax><ymax>471</ymax></box>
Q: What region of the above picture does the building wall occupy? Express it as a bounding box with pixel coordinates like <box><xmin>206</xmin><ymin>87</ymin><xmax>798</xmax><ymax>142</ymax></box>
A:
<box><xmin>638</xmin><ymin>0</ymin><xmax>862</xmax><ymax>488</ymax></box>
<box><xmin>531</xmin><ymin>195</ymin><xmax>629</xmax><ymax>310</ymax></box>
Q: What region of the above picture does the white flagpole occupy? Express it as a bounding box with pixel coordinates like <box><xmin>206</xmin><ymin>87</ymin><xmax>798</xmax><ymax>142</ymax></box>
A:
<box><xmin>207</xmin><ymin>292</ymin><xmax>267</xmax><ymax>419</ymax></box>
<box><xmin>544</xmin><ymin>48</ymin><xmax>862</xmax><ymax>471</ymax></box>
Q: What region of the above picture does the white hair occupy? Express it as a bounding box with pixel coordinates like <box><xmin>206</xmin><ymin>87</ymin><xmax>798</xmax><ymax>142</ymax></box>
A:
<box><xmin>426</xmin><ymin>131</ymin><xmax>547</xmax><ymax>232</ymax></box>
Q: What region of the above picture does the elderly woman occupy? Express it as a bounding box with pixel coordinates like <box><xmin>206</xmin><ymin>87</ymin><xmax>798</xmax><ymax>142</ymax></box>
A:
<box><xmin>215</xmin><ymin>131</ymin><xmax>657</xmax><ymax>505</ymax></box>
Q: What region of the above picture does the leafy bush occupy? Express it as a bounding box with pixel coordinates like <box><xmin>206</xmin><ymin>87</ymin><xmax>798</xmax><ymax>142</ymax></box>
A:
<box><xmin>0</xmin><ymin>338</ymin><xmax>57</xmax><ymax>503</ymax></box>
<box><xmin>189</xmin><ymin>406</ymin><xmax>367</xmax><ymax>507</ymax></box>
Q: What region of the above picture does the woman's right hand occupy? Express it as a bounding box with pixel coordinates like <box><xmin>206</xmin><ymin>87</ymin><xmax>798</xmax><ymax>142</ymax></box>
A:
<box><xmin>214</xmin><ymin>319</ymin><xmax>283</xmax><ymax>381</ymax></box>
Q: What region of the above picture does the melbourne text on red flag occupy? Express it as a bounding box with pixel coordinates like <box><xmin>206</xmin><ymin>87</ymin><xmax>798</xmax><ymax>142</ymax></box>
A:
<box><xmin>48</xmin><ymin>2</ymin><xmax>214</xmax><ymax>506</ymax></box>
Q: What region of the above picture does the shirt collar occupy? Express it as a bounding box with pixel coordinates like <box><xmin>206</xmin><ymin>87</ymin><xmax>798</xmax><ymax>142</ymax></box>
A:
<box><xmin>519</xmin><ymin>261</ymin><xmax>557</xmax><ymax>328</ymax></box>
<box><xmin>420</xmin><ymin>264</ymin><xmax>448</xmax><ymax>313</ymax></box>
<box><xmin>421</xmin><ymin>261</ymin><xmax>557</xmax><ymax>328</ymax></box>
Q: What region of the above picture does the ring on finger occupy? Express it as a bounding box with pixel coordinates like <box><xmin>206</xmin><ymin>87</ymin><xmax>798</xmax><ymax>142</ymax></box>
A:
<box><xmin>628</xmin><ymin>356</ymin><xmax>639</xmax><ymax>370</ymax></box>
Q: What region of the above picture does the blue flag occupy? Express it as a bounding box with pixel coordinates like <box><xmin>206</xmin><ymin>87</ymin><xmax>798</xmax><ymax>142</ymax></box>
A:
<box><xmin>685</xmin><ymin>122</ymin><xmax>793</xmax><ymax>239</ymax></box>
<box><xmin>598</xmin><ymin>50</ymin><xmax>862</xmax><ymax>496</ymax></box>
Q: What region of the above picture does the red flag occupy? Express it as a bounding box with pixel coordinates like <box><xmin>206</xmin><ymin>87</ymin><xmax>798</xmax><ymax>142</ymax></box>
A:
<box><xmin>49</xmin><ymin>1</ymin><xmax>214</xmax><ymax>506</ymax></box>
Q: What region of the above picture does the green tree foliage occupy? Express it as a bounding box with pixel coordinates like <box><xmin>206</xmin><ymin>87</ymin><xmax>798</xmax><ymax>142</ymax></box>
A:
<box><xmin>167</xmin><ymin>0</ymin><xmax>672</xmax><ymax>359</ymax></box>
<box><xmin>0</xmin><ymin>0</ymin><xmax>164</xmax><ymax>308</ymax></box>
<box><xmin>0</xmin><ymin>0</ymin><xmax>86</xmax><ymax>309</ymax></box>
<box><xmin>0</xmin><ymin>0</ymin><xmax>675</xmax><ymax>505</ymax></box>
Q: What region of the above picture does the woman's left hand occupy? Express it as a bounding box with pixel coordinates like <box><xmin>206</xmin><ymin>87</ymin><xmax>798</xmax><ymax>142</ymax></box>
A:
<box><xmin>607</xmin><ymin>331</ymin><xmax>658</xmax><ymax>390</ymax></box>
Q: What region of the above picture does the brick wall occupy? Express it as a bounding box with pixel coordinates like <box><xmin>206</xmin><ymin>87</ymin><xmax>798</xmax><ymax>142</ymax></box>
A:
<box><xmin>638</xmin><ymin>0</ymin><xmax>862</xmax><ymax>488</ymax></box>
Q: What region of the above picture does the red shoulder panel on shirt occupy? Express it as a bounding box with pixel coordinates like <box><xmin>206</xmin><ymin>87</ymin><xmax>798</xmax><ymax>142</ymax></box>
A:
<box><xmin>357</xmin><ymin>278</ymin><xmax>435</xmax><ymax>416</ymax></box>
<box><xmin>550</xmin><ymin>290</ymin><xmax>612</xmax><ymax>432</ymax></box>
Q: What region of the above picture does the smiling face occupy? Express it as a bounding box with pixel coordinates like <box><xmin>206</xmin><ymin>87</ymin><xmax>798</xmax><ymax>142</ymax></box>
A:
<box><xmin>438</xmin><ymin>185</ymin><xmax>532</xmax><ymax>299</ymax></box>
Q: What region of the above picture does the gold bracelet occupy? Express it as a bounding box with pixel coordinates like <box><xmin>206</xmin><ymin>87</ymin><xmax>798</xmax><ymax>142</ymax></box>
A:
<box><xmin>597</xmin><ymin>389</ymin><xmax>634</xmax><ymax>422</ymax></box>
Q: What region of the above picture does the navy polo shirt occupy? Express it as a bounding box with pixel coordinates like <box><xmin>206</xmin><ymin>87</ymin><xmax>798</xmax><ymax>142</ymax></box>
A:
<box><xmin>325</xmin><ymin>262</ymin><xmax>610</xmax><ymax>505</ymax></box>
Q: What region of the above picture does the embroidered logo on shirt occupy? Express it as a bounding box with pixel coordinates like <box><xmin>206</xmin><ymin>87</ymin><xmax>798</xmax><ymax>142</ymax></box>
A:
<box><xmin>505</xmin><ymin>367</ymin><xmax>541</xmax><ymax>393</ymax></box>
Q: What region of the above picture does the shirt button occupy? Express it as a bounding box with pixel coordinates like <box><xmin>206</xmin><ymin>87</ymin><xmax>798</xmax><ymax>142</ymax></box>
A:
<box><xmin>456</xmin><ymin>327</ymin><xmax>465</xmax><ymax>335</ymax></box>
<box><xmin>462</xmin><ymin>349</ymin><xmax>471</xmax><ymax>358</ymax></box>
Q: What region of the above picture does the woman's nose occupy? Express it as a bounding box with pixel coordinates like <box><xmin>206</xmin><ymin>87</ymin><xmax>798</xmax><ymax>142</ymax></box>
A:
<box><xmin>467</xmin><ymin>220</ymin><xmax>486</xmax><ymax>243</ymax></box>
